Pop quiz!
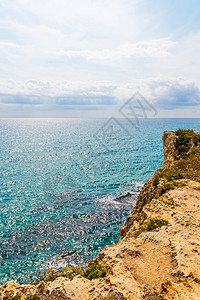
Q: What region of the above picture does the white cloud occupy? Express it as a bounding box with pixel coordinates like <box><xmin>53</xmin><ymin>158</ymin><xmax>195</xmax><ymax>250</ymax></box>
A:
<box><xmin>0</xmin><ymin>80</ymin><xmax>117</xmax><ymax>96</ymax></box>
<box><xmin>114</xmin><ymin>78</ymin><xmax>200</xmax><ymax>109</ymax></box>
<box><xmin>0</xmin><ymin>0</ymin><xmax>144</xmax><ymax>51</ymax></box>
<box><xmin>0</xmin><ymin>0</ymin><xmax>200</xmax><ymax>118</ymax></box>
<box><xmin>54</xmin><ymin>38</ymin><xmax>175</xmax><ymax>60</ymax></box>
<box><xmin>0</xmin><ymin>78</ymin><xmax>200</xmax><ymax>112</ymax></box>
<box><xmin>0</xmin><ymin>41</ymin><xmax>23</xmax><ymax>48</ymax></box>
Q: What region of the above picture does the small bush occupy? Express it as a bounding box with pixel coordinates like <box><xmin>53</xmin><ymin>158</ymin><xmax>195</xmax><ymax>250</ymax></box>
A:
<box><xmin>152</xmin><ymin>146</ymin><xmax>200</xmax><ymax>197</ymax></box>
<box><xmin>175</xmin><ymin>128</ymin><xmax>199</xmax><ymax>147</ymax></box>
<box><xmin>44</xmin><ymin>272</ymin><xmax>60</xmax><ymax>283</ymax></box>
<box><xmin>25</xmin><ymin>295</ymin><xmax>39</xmax><ymax>300</ymax></box>
<box><xmin>177</xmin><ymin>145</ymin><xmax>189</xmax><ymax>153</ymax></box>
<box><xmin>162</xmin><ymin>167</ymin><xmax>183</xmax><ymax>181</ymax></box>
<box><xmin>152</xmin><ymin>169</ymin><xmax>163</xmax><ymax>187</ymax></box>
<box><xmin>193</xmin><ymin>134</ymin><xmax>200</xmax><ymax>146</ymax></box>
<box><xmin>31</xmin><ymin>281</ymin><xmax>39</xmax><ymax>286</ymax></box>
<box><xmin>149</xmin><ymin>293</ymin><xmax>164</xmax><ymax>300</ymax></box>
<box><xmin>174</xmin><ymin>129</ymin><xmax>200</xmax><ymax>157</ymax></box>
<box><xmin>83</xmin><ymin>262</ymin><xmax>108</xmax><ymax>280</ymax></box>
<box><xmin>137</xmin><ymin>218</ymin><xmax>168</xmax><ymax>232</ymax></box>
<box><xmin>176</xmin><ymin>149</ymin><xmax>200</xmax><ymax>182</ymax></box>
<box><xmin>41</xmin><ymin>266</ymin><xmax>83</xmax><ymax>283</ymax></box>
<box><xmin>38</xmin><ymin>262</ymin><xmax>108</xmax><ymax>283</ymax></box>
<box><xmin>4</xmin><ymin>296</ymin><xmax>23</xmax><ymax>300</ymax></box>
<box><xmin>161</xmin><ymin>197</ymin><xmax>175</xmax><ymax>206</ymax></box>
<box><xmin>153</xmin><ymin>167</ymin><xmax>183</xmax><ymax>191</ymax></box>
<box><xmin>177</xmin><ymin>145</ymin><xmax>190</xmax><ymax>158</ymax></box>
<box><xmin>157</xmin><ymin>181</ymin><xmax>176</xmax><ymax>196</ymax></box>
<box><xmin>11</xmin><ymin>296</ymin><xmax>21</xmax><ymax>300</ymax></box>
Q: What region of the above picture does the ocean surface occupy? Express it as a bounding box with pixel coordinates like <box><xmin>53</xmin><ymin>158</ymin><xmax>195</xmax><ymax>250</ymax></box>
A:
<box><xmin>1</xmin><ymin>118</ymin><xmax>200</xmax><ymax>284</ymax></box>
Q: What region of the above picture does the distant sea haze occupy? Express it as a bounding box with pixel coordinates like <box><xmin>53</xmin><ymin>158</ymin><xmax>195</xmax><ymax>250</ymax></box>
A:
<box><xmin>1</xmin><ymin>118</ymin><xmax>200</xmax><ymax>284</ymax></box>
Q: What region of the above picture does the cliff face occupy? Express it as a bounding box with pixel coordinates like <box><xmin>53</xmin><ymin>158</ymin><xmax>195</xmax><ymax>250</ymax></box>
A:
<box><xmin>1</xmin><ymin>130</ymin><xmax>200</xmax><ymax>300</ymax></box>
<box><xmin>162</xmin><ymin>131</ymin><xmax>177</xmax><ymax>168</ymax></box>
<box><xmin>120</xmin><ymin>130</ymin><xmax>176</xmax><ymax>239</ymax></box>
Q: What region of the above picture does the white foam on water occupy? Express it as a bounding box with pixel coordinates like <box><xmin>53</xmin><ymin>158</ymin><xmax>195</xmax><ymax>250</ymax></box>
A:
<box><xmin>43</xmin><ymin>253</ymin><xmax>79</xmax><ymax>272</ymax></box>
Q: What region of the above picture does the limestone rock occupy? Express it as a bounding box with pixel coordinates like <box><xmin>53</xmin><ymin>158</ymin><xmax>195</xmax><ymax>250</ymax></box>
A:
<box><xmin>162</xmin><ymin>131</ymin><xmax>177</xmax><ymax>168</ymax></box>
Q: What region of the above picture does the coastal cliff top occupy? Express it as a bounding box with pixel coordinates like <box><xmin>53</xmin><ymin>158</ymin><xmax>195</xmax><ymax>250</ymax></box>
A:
<box><xmin>1</xmin><ymin>129</ymin><xmax>200</xmax><ymax>300</ymax></box>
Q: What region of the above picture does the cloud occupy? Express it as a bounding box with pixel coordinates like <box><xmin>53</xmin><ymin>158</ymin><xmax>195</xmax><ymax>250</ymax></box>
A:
<box><xmin>0</xmin><ymin>80</ymin><xmax>117</xmax><ymax>112</ymax></box>
<box><xmin>0</xmin><ymin>78</ymin><xmax>200</xmax><ymax>116</ymax></box>
<box><xmin>0</xmin><ymin>80</ymin><xmax>117</xmax><ymax>96</ymax></box>
<box><xmin>0</xmin><ymin>0</ymin><xmax>143</xmax><ymax>52</ymax></box>
<box><xmin>0</xmin><ymin>0</ymin><xmax>200</xmax><ymax>87</ymax></box>
<box><xmin>114</xmin><ymin>78</ymin><xmax>200</xmax><ymax>109</ymax></box>
<box><xmin>54</xmin><ymin>38</ymin><xmax>175</xmax><ymax>60</ymax></box>
<box><xmin>148</xmin><ymin>79</ymin><xmax>200</xmax><ymax>109</ymax></box>
<box><xmin>0</xmin><ymin>0</ymin><xmax>168</xmax><ymax>82</ymax></box>
<box><xmin>0</xmin><ymin>41</ymin><xmax>23</xmax><ymax>48</ymax></box>
<box><xmin>0</xmin><ymin>94</ymin><xmax>116</xmax><ymax>106</ymax></box>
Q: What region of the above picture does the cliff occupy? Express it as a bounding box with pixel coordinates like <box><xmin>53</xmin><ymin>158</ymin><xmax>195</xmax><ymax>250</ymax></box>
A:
<box><xmin>1</xmin><ymin>130</ymin><xmax>200</xmax><ymax>300</ymax></box>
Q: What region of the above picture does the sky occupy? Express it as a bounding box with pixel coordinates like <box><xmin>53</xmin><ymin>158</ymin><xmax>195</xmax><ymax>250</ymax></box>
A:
<box><xmin>0</xmin><ymin>0</ymin><xmax>200</xmax><ymax>117</ymax></box>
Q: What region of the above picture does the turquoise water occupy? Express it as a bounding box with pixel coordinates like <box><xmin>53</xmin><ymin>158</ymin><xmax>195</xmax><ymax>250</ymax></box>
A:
<box><xmin>1</xmin><ymin>118</ymin><xmax>200</xmax><ymax>284</ymax></box>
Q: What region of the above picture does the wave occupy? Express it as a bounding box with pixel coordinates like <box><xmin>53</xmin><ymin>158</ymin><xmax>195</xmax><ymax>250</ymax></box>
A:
<box><xmin>98</xmin><ymin>191</ymin><xmax>138</xmax><ymax>207</ymax></box>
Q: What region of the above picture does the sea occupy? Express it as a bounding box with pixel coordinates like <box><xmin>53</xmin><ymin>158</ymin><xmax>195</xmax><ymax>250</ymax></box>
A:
<box><xmin>1</xmin><ymin>118</ymin><xmax>200</xmax><ymax>284</ymax></box>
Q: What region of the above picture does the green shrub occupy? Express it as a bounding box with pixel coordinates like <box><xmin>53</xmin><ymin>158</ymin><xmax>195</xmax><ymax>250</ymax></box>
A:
<box><xmin>157</xmin><ymin>181</ymin><xmax>176</xmax><ymax>196</ymax></box>
<box><xmin>153</xmin><ymin>167</ymin><xmax>183</xmax><ymax>190</ymax></box>
<box><xmin>176</xmin><ymin>149</ymin><xmax>200</xmax><ymax>182</ymax></box>
<box><xmin>162</xmin><ymin>166</ymin><xmax>183</xmax><ymax>181</ymax></box>
<box><xmin>40</xmin><ymin>266</ymin><xmax>85</xmax><ymax>283</ymax></box>
<box><xmin>38</xmin><ymin>262</ymin><xmax>108</xmax><ymax>283</ymax></box>
<box><xmin>175</xmin><ymin>128</ymin><xmax>200</xmax><ymax>147</ymax></box>
<box><xmin>25</xmin><ymin>295</ymin><xmax>39</xmax><ymax>300</ymax></box>
<box><xmin>148</xmin><ymin>293</ymin><xmax>164</xmax><ymax>300</ymax></box>
<box><xmin>3</xmin><ymin>296</ymin><xmax>23</xmax><ymax>300</ymax></box>
<box><xmin>31</xmin><ymin>281</ymin><xmax>39</xmax><ymax>286</ymax></box>
<box><xmin>193</xmin><ymin>134</ymin><xmax>200</xmax><ymax>146</ymax></box>
<box><xmin>161</xmin><ymin>197</ymin><xmax>175</xmax><ymax>205</ymax></box>
<box><xmin>152</xmin><ymin>144</ymin><xmax>200</xmax><ymax>197</ymax></box>
<box><xmin>152</xmin><ymin>169</ymin><xmax>163</xmax><ymax>187</ymax></box>
<box><xmin>83</xmin><ymin>262</ymin><xmax>108</xmax><ymax>280</ymax></box>
<box><xmin>175</xmin><ymin>129</ymin><xmax>192</xmax><ymax>147</ymax></box>
<box><xmin>44</xmin><ymin>272</ymin><xmax>60</xmax><ymax>282</ymax></box>
<box><xmin>11</xmin><ymin>296</ymin><xmax>21</xmax><ymax>300</ymax></box>
<box><xmin>137</xmin><ymin>218</ymin><xmax>168</xmax><ymax>232</ymax></box>
<box><xmin>8</xmin><ymin>294</ymin><xmax>40</xmax><ymax>300</ymax></box>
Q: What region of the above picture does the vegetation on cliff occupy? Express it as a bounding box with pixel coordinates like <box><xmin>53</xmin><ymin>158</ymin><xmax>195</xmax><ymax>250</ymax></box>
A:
<box><xmin>136</xmin><ymin>218</ymin><xmax>168</xmax><ymax>232</ymax></box>
<box><xmin>153</xmin><ymin>129</ymin><xmax>200</xmax><ymax>193</ymax></box>
<box><xmin>120</xmin><ymin>129</ymin><xmax>200</xmax><ymax>238</ymax></box>
<box><xmin>175</xmin><ymin>128</ymin><xmax>200</xmax><ymax>150</ymax></box>
<box><xmin>3</xmin><ymin>294</ymin><xmax>39</xmax><ymax>300</ymax></box>
<box><xmin>31</xmin><ymin>261</ymin><xmax>109</xmax><ymax>286</ymax></box>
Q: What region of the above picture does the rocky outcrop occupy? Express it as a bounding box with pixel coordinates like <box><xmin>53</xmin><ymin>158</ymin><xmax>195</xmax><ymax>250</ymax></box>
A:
<box><xmin>120</xmin><ymin>130</ymin><xmax>178</xmax><ymax>239</ymax></box>
<box><xmin>162</xmin><ymin>131</ymin><xmax>177</xmax><ymax>167</ymax></box>
<box><xmin>1</xmin><ymin>131</ymin><xmax>200</xmax><ymax>300</ymax></box>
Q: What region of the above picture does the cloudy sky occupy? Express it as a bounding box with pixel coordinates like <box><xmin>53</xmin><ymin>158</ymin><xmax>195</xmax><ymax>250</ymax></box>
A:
<box><xmin>0</xmin><ymin>0</ymin><xmax>200</xmax><ymax>117</ymax></box>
